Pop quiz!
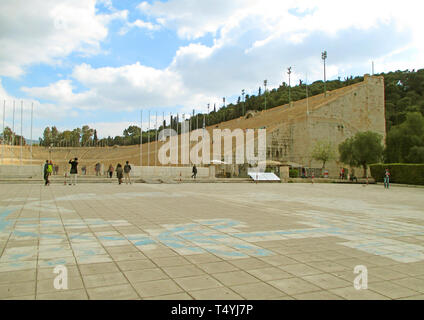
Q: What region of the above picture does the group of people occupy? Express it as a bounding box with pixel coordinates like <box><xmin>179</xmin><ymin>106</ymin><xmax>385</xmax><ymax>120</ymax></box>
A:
<box><xmin>43</xmin><ymin>158</ymin><xmax>133</xmax><ymax>186</ymax></box>
<box><xmin>111</xmin><ymin>161</ymin><xmax>132</xmax><ymax>185</ymax></box>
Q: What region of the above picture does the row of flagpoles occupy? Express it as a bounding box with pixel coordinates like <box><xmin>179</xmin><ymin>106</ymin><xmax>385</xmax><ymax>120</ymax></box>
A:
<box><xmin>1</xmin><ymin>100</ymin><xmax>33</xmax><ymax>165</ymax></box>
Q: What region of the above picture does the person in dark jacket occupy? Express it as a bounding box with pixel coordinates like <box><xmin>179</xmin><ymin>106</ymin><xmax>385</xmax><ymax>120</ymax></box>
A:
<box><xmin>116</xmin><ymin>163</ymin><xmax>123</xmax><ymax>185</ymax></box>
<box><xmin>69</xmin><ymin>158</ymin><xmax>78</xmax><ymax>185</ymax></box>
<box><xmin>192</xmin><ymin>164</ymin><xmax>197</xmax><ymax>179</ymax></box>
<box><xmin>108</xmin><ymin>164</ymin><xmax>114</xmax><ymax>178</ymax></box>
<box><xmin>43</xmin><ymin>160</ymin><xmax>50</xmax><ymax>186</ymax></box>
<box><xmin>124</xmin><ymin>161</ymin><xmax>132</xmax><ymax>184</ymax></box>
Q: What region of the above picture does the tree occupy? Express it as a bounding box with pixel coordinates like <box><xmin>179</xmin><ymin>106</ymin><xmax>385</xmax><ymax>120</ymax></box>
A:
<box><xmin>42</xmin><ymin>127</ymin><xmax>51</xmax><ymax>146</ymax></box>
<box><xmin>311</xmin><ymin>140</ymin><xmax>335</xmax><ymax>169</ymax></box>
<box><xmin>93</xmin><ymin>129</ymin><xmax>98</xmax><ymax>146</ymax></box>
<box><xmin>81</xmin><ymin>125</ymin><xmax>94</xmax><ymax>146</ymax></box>
<box><xmin>339</xmin><ymin>131</ymin><xmax>384</xmax><ymax>177</ymax></box>
<box><xmin>385</xmin><ymin>112</ymin><xmax>424</xmax><ymax>163</ymax></box>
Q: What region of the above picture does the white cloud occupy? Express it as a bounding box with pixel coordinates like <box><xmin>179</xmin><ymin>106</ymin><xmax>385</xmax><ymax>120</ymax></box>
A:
<box><xmin>0</xmin><ymin>0</ymin><xmax>127</xmax><ymax>77</ymax></box>
<box><xmin>119</xmin><ymin>19</ymin><xmax>160</xmax><ymax>35</ymax></box>
<box><xmin>22</xmin><ymin>62</ymin><xmax>218</xmax><ymax>113</ymax></box>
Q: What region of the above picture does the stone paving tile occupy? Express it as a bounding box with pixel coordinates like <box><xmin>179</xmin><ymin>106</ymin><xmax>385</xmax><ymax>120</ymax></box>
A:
<box><xmin>116</xmin><ymin>259</ymin><xmax>156</xmax><ymax>271</ymax></box>
<box><xmin>389</xmin><ymin>263</ymin><xmax>424</xmax><ymax>277</ymax></box>
<box><xmin>398</xmin><ymin>294</ymin><xmax>424</xmax><ymax>300</ymax></box>
<box><xmin>279</xmin><ymin>263</ymin><xmax>324</xmax><ymax>277</ymax></box>
<box><xmin>212</xmin><ymin>270</ymin><xmax>259</xmax><ymax>286</ymax></box>
<box><xmin>189</xmin><ymin>287</ymin><xmax>244</xmax><ymax>300</ymax></box>
<box><xmin>133</xmin><ymin>279</ymin><xmax>183</xmax><ymax>298</ymax></box>
<box><xmin>185</xmin><ymin>253</ymin><xmax>222</xmax><ymax>264</ymax></box>
<box><xmin>307</xmin><ymin>261</ymin><xmax>350</xmax><ymax>273</ymax></box>
<box><xmin>392</xmin><ymin>278</ymin><xmax>424</xmax><ymax>293</ymax></box>
<box><xmin>367</xmin><ymin>266</ymin><xmax>410</xmax><ymax>281</ymax></box>
<box><xmin>329</xmin><ymin>287</ymin><xmax>391</xmax><ymax>300</ymax></box>
<box><xmin>198</xmin><ymin>261</ymin><xmax>239</xmax><ymax>274</ymax></box>
<box><xmin>268</xmin><ymin>277</ymin><xmax>322</xmax><ymax>295</ymax></box>
<box><xmin>303</xmin><ymin>273</ymin><xmax>352</xmax><ymax>290</ymax></box>
<box><xmin>0</xmin><ymin>269</ymin><xmax>36</xmax><ymax>284</ymax></box>
<box><xmin>0</xmin><ymin>281</ymin><xmax>36</xmax><ymax>299</ymax></box>
<box><xmin>87</xmin><ymin>284</ymin><xmax>139</xmax><ymax>300</ymax></box>
<box><xmin>82</xmin><ymin>272</ymin><xmax>128</xmax><ymax>289</ymax></box>
<box><xmin>368</xmin><ymin>281</ymin><xmax>419</xmax><ymax>299</ymax></box>
<box><xmin>124</xmin><ymin>268</ymin><xmax>169</xmax><ymax>283</ymax></box>
<box><xmin>143</xmin><ymin>292</ymin><xmax>193</xmax><ymax>300</ymax></box>
<box><xmin>230</xmin><ymin>282</ymin><xmax>284</xmax><ymax>299</ymax></box>
<box><xmin>174</xmin><ymin>275</ymin><xmax>223</xmax><ymax>291</ymax></box>
<box><xmin>108</xmin><ymin>251</ymin><xmax>145</xmax><ymax>262</ymax></box>
<box><xmin>258</xmin><ymin>255</ymin><xmax>299</xmax><ymax>266</ymax></box>
<box><xmin>151</xmin><ymin>256</ymin><xmax>191</xmax><ymax>267</ymax></box>
<box><xmin>37</xmin><ymin>265</ymin><xmax>80</xmax><ymax>280</ymax></box>
<box><xmin>293</xmin><ymin>291</ymin><xmax>345</xmax><ymax>300</ymax></box>
<box><xmin>36</xmin><ymin>289</ymin><xmax>89</xmax><ymax>300</ymax></box>
<box><xmin>228</xmin><ymin>258</ymin><xmax>272</xmax><ymax>270</ymax></box>
<box><xmin>247</xmin><ymin>267</ymin><xmax>293</xmax><ymax>281</ymax></box>
<box><xmin>3</xmin><ymin>295</ymin><xmax>35</xmax><ymax>300</ymax></box>
<box><xmin>37</xmin><ymin>276</ymin><xmax>84</xmax><ymax>294</ymax></box>
<box><xmin>162</xmin><ymin>265</ymin><xmax>205</xmax><ymax>278</ymax></box>
<box><xmin>79</xmin><ymin>262</ymin><xmax>120</xmax><ymax>275</ymax></box>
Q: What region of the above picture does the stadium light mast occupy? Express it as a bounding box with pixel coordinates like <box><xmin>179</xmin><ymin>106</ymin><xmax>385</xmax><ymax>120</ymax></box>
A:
<box><xmin>322</xmin><ymin>50</ymin><xmax>327</xmax><ymax>96</ymax></box>
<box><xmin>222</xmin><ymin>97</ymin><xmax>226</xmax><ymax>121</ymax></box>
<box><xmin>264</xmin><ymin>80</ymin><xmax>267</xmax><ymax>110</ymax></box>
<box><xmin>287</xmin><ymin>67</ymin><xmax>292</xmax><ymax>106</ymax></box>
<box><xmin>241</xmin><ymin>89</ymin><xmax>245</xmax><ymax>116</ymax></box>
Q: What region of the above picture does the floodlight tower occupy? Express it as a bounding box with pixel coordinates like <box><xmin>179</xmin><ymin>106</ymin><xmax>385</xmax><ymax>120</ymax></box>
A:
<box><xmin>222</xmin><ymin>97</ymin><xmax>226</xmax><ymax>121</ymax></box>
<box><xmin>322</xmin><ymin>50</ymin><xmax>327</xmax><ymax>96</ymax></box>
<box><xmin>241</xmin><ymin>89</ymin><xmax>245</xmax><ymax>116</ymax></box>
<box><xmin>264</xmin><ymin>80</ymin><xmax>267</xmax><ymax>110</ymax></box>
<box><xmin>287</xmin><ymin>67</ymin><xmax>292</xmax><ymax>106</ymax></box>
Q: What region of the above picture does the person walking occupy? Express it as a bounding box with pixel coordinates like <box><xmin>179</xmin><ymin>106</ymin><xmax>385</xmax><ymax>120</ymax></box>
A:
<box><xmin>192</xmin><ymin>164</ymin><xmax>197</xmax><ymax>179</ymax></box>
<box><xmin>384</xmin><ymin>168</ymin><xmax>390</xmax><ymax>189</ymax></box>
<box><xmin>43</xmin><ymin>160</ymin><xmax>51</xmax><ymax>186</ymax></box>
<box><xmin>69</xmin><ymin>158</ymin><xmax>78</xmax><ymax>185</ymax></box>
<box><xmin>116</xmin><ymin>163</ymin><xmax>123</xmax><ymax>185</ymax></box>
<box><xmin>124</xmin><ymin>161</ymin><xmax>132</xmax><ymax>184</ymax></box>
<box><xmin>108</xmin><ymin>164</ymin><xmax>114</xmax><ymax>178</ymax></box>
<box><xmin>95</xmin><ymin>163</ymin><xmax>101</xmax><ymax>176</ymax></box>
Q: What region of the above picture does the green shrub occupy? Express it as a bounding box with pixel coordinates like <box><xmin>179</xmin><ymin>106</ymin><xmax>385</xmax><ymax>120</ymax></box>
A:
<box><xmin>370</xmin><ymin>163</ymin><xmax>424</xmax><ymax>185</ymax></box>
<box><xmin>289</xmin><ymin>169</ymin><xmax>299</xmax><ymax>178</ymax></box>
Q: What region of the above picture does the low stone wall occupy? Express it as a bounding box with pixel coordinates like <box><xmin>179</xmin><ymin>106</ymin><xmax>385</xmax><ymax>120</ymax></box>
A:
<box><xmin>0</xmin><ymin>165</ymin><xmax>43</xmax><ymax>178</ymax></box>
<box><xmin>129</xmin><ymin>166</ymin><xmax>214</xmax><ymax>179</ymax></box>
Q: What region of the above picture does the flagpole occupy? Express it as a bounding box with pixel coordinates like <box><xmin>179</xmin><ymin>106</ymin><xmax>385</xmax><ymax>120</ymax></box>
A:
<box><xmin>2</xmin><ymin>100</ymin><xmax>5</xmax><ymax>164</ymax></box>
<box><xmin>141</xmin><ymin>109</ymin><xmax>143</xmax><ymax>166</ymax></box>
<box><xmin>155</xmin><ymin>111</ymin><xmax>158</xmax><ymax>167</ymax></box>
<box><xmin>30</xmin><ymin>102</ymin><xmax>33</xmax><ymax>164</ymax></box>
<box><xmin>20</xmin><ymin>100</ymin><xmax>23</xmax><ymax>166</ymax></box>
<box><xmin>147</xmin><ymin>110</ymin><xmax>150</xmax><ymax>167</ymax></box>
<box><xmin>12</xmin><ymin>101</ymin><xmax>15</xmax><ymax>146</ymax></box>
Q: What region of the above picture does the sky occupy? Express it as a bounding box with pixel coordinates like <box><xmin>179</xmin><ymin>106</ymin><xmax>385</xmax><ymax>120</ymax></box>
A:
<box><xmin>0</xmin><ymin>0</ymin><xmax>423</xmax><ymax>140</ymax></box>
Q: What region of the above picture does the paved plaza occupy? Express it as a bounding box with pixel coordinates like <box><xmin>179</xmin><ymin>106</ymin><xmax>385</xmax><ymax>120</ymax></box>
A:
<box><xmin>1</xmin><ymin>182</ymin><xmax>424</xmax><ymax>300</ymax></box>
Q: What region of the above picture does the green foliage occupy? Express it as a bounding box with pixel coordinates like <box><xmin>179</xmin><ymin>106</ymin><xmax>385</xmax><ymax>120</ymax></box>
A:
<box><xmin>289</xmin><ymin>169</ymin><xmax>298</xmax><ymax>178</ymax></box>
<box><xmin>385</xmin><ymin>112</ymin><xmax>424</xmax><ymax>163</ymax></box>
<box><xmin>339</xmin><ymin>131</ymin><xmax>384</xmax><ymax>177</ymax></box>
<box><xmin>311</xmin><ymin>140</ymin><xmax>335</xmax><ymax>169</ymax></box>
<box><xmin>370</xmin><ymin>163</ymin><xmax>424</xmax><ymax>185</ymax></box>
